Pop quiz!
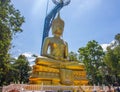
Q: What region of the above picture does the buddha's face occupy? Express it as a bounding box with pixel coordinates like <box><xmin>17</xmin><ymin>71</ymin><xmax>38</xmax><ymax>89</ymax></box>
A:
<box><xmin>53</xmin><ymin>26</ymin><xmax>63</xmax><ymax>37</ymax></box>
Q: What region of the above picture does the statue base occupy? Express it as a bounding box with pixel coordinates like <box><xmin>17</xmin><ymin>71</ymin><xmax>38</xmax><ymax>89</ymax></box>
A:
<box><xmin>29</xmin><ymin>57</ymin><xmax>88</xmax><ymax>85</ymax></box>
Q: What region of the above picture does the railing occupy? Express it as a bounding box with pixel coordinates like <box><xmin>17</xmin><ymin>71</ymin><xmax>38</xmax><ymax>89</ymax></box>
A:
<box><xmin>2</xmin><ymin>84</ymin><xmax>26</xmax><ymax>92</ymax></box>
<box><xmin>2</xmin><ymin>84</ymin><xmax>116</xmax><ymax>92</ymax></box>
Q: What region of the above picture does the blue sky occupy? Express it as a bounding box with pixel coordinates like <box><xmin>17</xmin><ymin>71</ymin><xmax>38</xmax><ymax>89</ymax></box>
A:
<box><xmin>11</xmin><ymin>0</ymin><xmax>120</xmax><ymax>57</ymax></box>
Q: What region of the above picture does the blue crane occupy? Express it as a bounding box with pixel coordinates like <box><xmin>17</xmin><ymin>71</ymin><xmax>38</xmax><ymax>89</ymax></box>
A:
<box><xmin>40</xmin><ymin>0</ymin><xmax>70</xmax><ymax>55</ymax></box>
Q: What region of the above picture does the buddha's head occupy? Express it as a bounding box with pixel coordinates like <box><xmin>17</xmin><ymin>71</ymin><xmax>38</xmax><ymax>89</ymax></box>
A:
<box><xmin>52</xmin><ymin>13</ymin><xmax>64</xmax><ymax>37</ymax></box>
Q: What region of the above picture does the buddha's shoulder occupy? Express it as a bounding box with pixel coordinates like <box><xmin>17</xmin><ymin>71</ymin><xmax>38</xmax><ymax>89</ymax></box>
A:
<box><xmin>45</xmin><ymin>37</ymin><xmax>53</xmax><ymax>40</ymax></box>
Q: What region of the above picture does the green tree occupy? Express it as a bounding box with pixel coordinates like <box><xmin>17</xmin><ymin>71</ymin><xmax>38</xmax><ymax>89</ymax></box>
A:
<box><xmin>4</xmin><ymin>57</ymin><xmax>17</xmax><ymax>84</ymax></box>
<box><xmin>115</xmin><ymin>33</ymin><xmax>120</xmax><ymax>45</ymax></box>
<box><xmin>68</xmin><ymin>51</ymin><xmax>78</xmax><ymax>61</ymax></box>
<box><xmin>13</xmin><ymin>55</ymin><xmax>31</xmax><ymax>84</ymax></box>
<box><xmin>78</xmin><ymin>40</ymin><xmax>105</xmax><ymax>84</ymax></box>
<box><xmin>104</xmin><ymin>33</ymin><xmax>120</xmax><ymax>83</ymax></box>
<box><xmin>0</xmin><ymin>0</ymin><xmax>24</xmax><ymax>86</ymax></box>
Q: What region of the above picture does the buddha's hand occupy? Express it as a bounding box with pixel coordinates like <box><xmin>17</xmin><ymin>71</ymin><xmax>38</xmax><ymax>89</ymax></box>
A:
<box><xmin>53</xmin><ymin>57</ymin><xmax>67</xmax><ymax>61</ymax></box>
<box><xmin>59</xmin><ymin>57</ymin><xmax>68</xmax><ymax>62</ymax></box>
<box><xmin>53</xmin><ymin>57</ymin><xmax>63</xmax><ymax>60</ymax></box>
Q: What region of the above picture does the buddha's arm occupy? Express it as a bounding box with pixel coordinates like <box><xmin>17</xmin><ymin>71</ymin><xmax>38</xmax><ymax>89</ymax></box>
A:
<box><xmin>41</xmin><ymin>37</ymin><xmax>49</xmax><ymax>56</ymax></box>
<box><xmin>64</xmin><ymin>42</ymin><xmax>68</xmax><ymax>59</ymax></box>
<box><xmin>41</xmin><ymin>37</ymin><xmax>57</xmax><ymax>59</ymax></box>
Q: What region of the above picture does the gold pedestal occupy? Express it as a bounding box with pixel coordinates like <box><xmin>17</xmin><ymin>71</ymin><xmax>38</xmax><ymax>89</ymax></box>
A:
<box><xmin>29</xmin><ymin>57</ymin><xmax>88</xmax><ymax>85</ymax></box>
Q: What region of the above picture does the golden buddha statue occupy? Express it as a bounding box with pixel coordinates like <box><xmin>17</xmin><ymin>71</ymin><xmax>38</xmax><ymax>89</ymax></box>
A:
<box><xmin>41</xmin><ymin>13</ymin><xmax>68</xmax><ymax>61</ymax></box>
<box><xmin>29</xmin><ymin>14</ymin><xmax>88</xmax><ymax>85</ymax></box>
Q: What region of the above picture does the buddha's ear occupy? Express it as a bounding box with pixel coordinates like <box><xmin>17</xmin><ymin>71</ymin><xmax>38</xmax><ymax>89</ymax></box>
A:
<box><xmin>52</xmin><ymin>26</ymin><xmax>56</xmax><ymax>35</ymax></box>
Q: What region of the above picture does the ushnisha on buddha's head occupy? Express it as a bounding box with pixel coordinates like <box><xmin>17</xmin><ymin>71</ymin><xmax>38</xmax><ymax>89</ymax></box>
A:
<box><xmin>52</xmin><ymin>13</ymin><xmax>64</xmax><ymax>36</ymax></box>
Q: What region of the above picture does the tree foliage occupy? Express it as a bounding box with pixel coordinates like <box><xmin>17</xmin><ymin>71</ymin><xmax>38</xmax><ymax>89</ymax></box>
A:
<box><xmin>0</xmin><ymin>0</ymin><xmax>24</xmax><ymax>86</ymax></box>
<box><xmin>78</xmin><ymin>40</ymin><xmax>105</xmax><ymax>84</ymax></box>
<box><xmin>104</xmin><ymin>33</ymin><xmax>120</xmax><ymax>84</ymax></box>
<box><xmin>115</xmin><ymin>33</ymin><xmax>120</xmax><ymax>45</ymax></box>
<box><xmin>68</xmin><ymin>51</ymin><xmax>78</xmax><ymax>61</ymax></box>
<box><xmin>3</xmin><ymin>55</ymin><xmax>31</xmax><ymax>84</ymax></box>
<box><xmin>13</xmin><ymin>55</ymin><xmax>31</xmax><ymax>84</ymax></box>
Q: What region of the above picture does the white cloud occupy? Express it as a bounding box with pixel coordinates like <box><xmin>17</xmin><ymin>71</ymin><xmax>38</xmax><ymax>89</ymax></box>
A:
<box><xmin>101</xmin><ymin>44</ymin><xmax>109</xmax><ymax>51</ymax></box>
<box><xmin>110</xmin><ymin>40</ymin><xmax>115</xmax><ymax>45</ymax></box>
<box><xmin>21</xmin><ymin>52</ymin><xmax>47</xmax><ymax>66</ymax></box>
<box><xmin>22</xmin><ymin>52</ymin><xmax>36</xmax><ymax>63</ymax></box>
<box><xmin>101</xmin><ymin>40</ymin><xmax>115</xmax><ymax>51</ymax></box>
<box><xmin>22</xmin><ymin>52</ymin><xmax>33</xmax><ymax>58</ymax></box>
<box><xmin>11</xmin><ymin>51</ymin><xmax>43</xmax><ymax>66</ymax></box>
